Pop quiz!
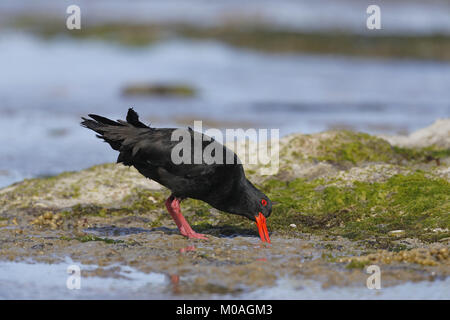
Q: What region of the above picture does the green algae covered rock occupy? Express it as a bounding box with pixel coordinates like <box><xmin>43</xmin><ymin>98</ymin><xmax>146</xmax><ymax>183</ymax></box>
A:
<box><xmin>0</xmin><ymin>121</ymin><xmax>448</xmax><ymax>245</ymax></box>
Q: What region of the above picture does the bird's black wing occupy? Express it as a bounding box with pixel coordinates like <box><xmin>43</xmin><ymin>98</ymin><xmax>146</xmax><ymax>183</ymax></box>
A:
<box><xmin>82</xmin><ymin>108</ymin><xmax>243</xmax><ymax>198</ymax></box>
<box><xmin>127</xmin><ymin>128</ymin><xmax>240</xmax><ymax>178</ymax></box>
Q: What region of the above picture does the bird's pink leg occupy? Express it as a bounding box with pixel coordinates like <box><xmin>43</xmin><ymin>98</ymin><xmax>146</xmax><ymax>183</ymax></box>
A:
<box><xmin>165</xmin><ymin>196</ymin><xmax>208</xmax><ymax>240</ymax></box>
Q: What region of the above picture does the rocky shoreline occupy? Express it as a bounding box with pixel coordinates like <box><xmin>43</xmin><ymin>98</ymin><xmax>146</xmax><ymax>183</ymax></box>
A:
<box><xmin>0</xmin><ymin>119</ymin><xmax>448</xmax><ymax>296</ymax></box>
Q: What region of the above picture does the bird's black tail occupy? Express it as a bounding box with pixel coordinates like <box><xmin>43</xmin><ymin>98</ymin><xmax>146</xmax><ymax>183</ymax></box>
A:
<box><xmin>81</xmin><ymin>108</ymin><xmax>150</xmax><ymax>151</ymax></box>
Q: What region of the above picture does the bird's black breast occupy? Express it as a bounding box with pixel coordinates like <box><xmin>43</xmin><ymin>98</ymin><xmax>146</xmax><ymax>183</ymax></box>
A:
<box><xmin>134</xmin><ymin>161</ymin><xmax>241</xmax><ymax>202</ymax></box>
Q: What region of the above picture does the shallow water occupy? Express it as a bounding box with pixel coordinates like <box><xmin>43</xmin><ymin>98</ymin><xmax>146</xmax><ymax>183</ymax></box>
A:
<box><xmin>0</xmin><ymin>259</ymin><xmax>169</xmax><ymax>299</ymax></box>
<box><xmin>0</xmin><ymin>32</ymin><xmax>449</xmax><ymax>187</ymax></box>
<box><xmin>0</xmin><ymin>260</ymin><xmax>448</xmax><ymax>299</ymax></box>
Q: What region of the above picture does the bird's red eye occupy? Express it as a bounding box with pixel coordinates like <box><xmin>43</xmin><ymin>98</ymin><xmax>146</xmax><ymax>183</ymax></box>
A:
<box><xmin>261</xmin><ymin>199</ymin><xmax>267</xmax><ymax>206</ymax></box>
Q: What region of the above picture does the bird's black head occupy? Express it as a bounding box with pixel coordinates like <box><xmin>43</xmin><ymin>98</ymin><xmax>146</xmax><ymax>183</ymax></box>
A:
<box><xmin>227</xmin><ymin>182</ymin><xmax>272</xmax><ymax>220</ymax></box>
<box><xmin>222</xmin><ymin>179</ymin><xmax>272</xmax><ymax>243</ymax></box>
<box><xmin>255</xmin><ymin>194</ymin><xmax>272</xmax><ymax>219</ymax></box>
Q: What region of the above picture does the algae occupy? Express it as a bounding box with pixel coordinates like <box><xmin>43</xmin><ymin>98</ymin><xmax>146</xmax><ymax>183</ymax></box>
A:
<box><xmin>261</xmin><ymin>172</ymin><xmax>449</xmax><ymax>243</ymax></box>
<box><xmin>315</xmin><ymin>131</ymin><xmax>394</xmax><ymax>164</ymax></box>
<box><xmin>61</xmin><ymin>235</ymin><xmax>124</xmax><ymax>244</ymax></box>
<box><xmin>122</xmin><ymin>83</ymin><xmax>196</xmax><ymax>97</ymax></box>
<box><xmin>8</xmin><ymin>16</ymin><xmax>450</xmax><ymax>61</ymax></box>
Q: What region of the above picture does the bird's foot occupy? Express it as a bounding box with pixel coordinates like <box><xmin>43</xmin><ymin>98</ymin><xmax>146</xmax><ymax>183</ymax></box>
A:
<box><xmin>185</xmin><ymin>232</ymin><xmax>208</xmax><ymax>240</ymax></box>
<box><xmin>180</xmin><ymin>227</ymin><xmax>208</xmax><ymax>240</ymax></box>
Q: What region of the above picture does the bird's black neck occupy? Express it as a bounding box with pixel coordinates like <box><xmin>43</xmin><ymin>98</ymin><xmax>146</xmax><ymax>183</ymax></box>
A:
<box><xmin>218</xmin><ymin>173</ymin><xmax>261</xmax><ymax>218</ymax></box>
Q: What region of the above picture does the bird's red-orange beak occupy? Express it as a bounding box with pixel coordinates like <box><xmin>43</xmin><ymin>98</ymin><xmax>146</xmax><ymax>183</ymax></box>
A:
<box><xmin>255</xmin><ymin>212</ymin><xmax>270</xmax><ymax>243</ymax></box>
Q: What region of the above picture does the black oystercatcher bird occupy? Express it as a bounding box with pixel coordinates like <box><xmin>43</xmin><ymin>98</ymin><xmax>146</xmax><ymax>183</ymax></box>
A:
<box><xmin>81</xmin><ymin>108</ymin><xmax>271</xmax><ymax>242</ymax></box>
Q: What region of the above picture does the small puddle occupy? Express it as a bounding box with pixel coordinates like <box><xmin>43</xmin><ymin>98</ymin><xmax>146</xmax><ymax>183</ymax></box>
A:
<box><xmin>0</xmin><ymin>259</ymin><xmax>170</xmax><ymax>299</ymax></box>
<box><xmin>241</xmin><ymin>277</ymin><xmax>450</xmax><ymax>300</ymax></box>
<box><xmin>0</xmin><ymin>259</ymin><xmax>448</xmax><ymax>299</ymax></box>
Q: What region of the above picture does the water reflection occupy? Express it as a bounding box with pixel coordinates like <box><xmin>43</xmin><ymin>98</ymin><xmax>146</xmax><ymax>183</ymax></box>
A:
<box><xmin>179</xmin><ymin>245</ymin><xmax>196</xmax><ymax>253</ymax></box>
<box><xmin>169</xmin><ymin>274</ymin><xmax>181</xmax><ymax>295</ymax></box>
